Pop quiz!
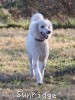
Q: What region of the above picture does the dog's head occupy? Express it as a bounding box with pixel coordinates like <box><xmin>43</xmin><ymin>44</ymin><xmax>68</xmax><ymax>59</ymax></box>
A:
<box><xmin>36</xmin><ymin>19</ymin><xmax>53</xmax><ymax>40</ymax></box>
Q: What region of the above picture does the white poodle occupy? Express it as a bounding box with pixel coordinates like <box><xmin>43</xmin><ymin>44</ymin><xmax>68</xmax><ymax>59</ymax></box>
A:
<box><xmin>26</xmin><ymin>13</ymin><xmax>53</xmax><ymax>85</ymax></box>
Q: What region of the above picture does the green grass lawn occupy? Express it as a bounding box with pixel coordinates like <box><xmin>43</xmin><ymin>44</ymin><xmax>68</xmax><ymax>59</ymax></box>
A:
<box><xmin>0</xmin><ymin>28</ymin><xmax>75</xmax><ymax>100</ymax></box>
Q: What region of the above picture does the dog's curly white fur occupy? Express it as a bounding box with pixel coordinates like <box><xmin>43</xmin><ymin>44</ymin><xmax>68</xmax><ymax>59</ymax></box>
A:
<box><xmin>26</xmin><ymin>13</ymin><xmax>53</xmax><ymax>84</ymax></box>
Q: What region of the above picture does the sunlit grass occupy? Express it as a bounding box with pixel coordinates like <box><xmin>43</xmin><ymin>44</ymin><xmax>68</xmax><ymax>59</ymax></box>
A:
<box><xmin>0</xmin><ymin>28</ymin><xmax>75</xmax><ymax>99</ymax></box>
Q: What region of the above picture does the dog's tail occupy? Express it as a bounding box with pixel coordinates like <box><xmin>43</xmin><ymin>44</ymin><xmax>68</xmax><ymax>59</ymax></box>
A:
<box><xmin>31</xmin><ymin>12</ymin><xmax>44</xmax><ymax>22</ymax></box>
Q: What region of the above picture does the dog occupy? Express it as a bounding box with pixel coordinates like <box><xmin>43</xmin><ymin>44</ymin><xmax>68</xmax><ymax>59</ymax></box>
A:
<box><xmin>26</xmin><ymin>13</ymin><xmax>53</xmax><ymax>85</ymax></box>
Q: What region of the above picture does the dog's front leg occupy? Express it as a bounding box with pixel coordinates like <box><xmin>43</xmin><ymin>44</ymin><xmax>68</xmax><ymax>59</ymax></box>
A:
<box><xmin>32</xmin><ymin>59</ymin><xmax>43</xmax><ymax>84</ymax></box>
<box><xmin>39</xmin><ymin>59</ymin><xmax>47</xmax><ymax>78</ymax></box>
<box><xmin>28</xmin><ymin>55</ymin><xmax>35</xmax><ymax>78</ymax></box>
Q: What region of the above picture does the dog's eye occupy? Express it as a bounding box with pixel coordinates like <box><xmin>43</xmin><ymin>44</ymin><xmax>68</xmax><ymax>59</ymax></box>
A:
<box><xmin>41</xmin><ymin>26</ymin><xmax>44</xmax><ymax>28</ymax></box>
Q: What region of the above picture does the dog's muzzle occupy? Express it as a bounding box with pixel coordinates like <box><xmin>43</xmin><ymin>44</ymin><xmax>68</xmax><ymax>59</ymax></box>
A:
<box><xmin>47</xmin><ymin>30</ymin><xmax>51</xmax><ymax>34</ymax></box>
<box><xmin>41</xmin><ymin>31</ymin><xmax>51</xmax><ymax>39</ymax></box>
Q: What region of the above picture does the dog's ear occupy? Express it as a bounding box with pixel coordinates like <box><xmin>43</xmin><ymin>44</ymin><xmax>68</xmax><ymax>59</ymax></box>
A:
<box><xmin>49</xmin><ymin>21</ymin><xmax>53</xmax><ymax>34</ymax></box>
<box><xmin>46</xmin><ymin>19</ymin><xmax>53</xmax><ymax>34</ymax></box>
<box><xmin>34</xmin><ymin>21</ymin><xmax>41</xmax><ymax>39</ymax></box>
<box><xmin>35</xmin><ymin>22</ymin><xmax>39</xmax><ymax>33</ymax></box>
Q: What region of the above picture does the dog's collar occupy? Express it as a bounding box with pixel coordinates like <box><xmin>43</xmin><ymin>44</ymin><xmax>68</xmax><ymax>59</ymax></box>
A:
<box><xmin>35</xmin><ymin>38</ymin><xmax>44</xmax><ymax>42</ymax></box>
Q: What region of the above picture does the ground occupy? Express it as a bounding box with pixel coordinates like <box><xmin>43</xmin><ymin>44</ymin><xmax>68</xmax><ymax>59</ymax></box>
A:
<box><xmin>0</xmin><ymin>28</ymin><xmax>75</xmax><ymax>100</ymax></box>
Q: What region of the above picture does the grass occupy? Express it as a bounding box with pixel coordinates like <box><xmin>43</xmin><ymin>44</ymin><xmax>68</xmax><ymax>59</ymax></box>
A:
<box><xmin>0</xmin><ymin>8</ymin><xmax>29</xmax><ymax>29</ymax></box>
<box><xmin>0</xmin><ymin>18</ymin><xmax>75</xmax><ymax>29</ymax></box>
<box><xmin>0</xmin><ymin>8</ymin><xmax>75</xmax><ymax>30</ymax></box>
<box><xmin>0</xmin><ymin>28</ymin><xmax>75</xmax><ymax>100</ymax></box>
<box><xmin>52</xmin><ymin>18</ymin><xmax>75</xmax><ymax>29</ymax></box>
<box><xmin>0</xmin><ymin>18</ymin><xmax>29</xmax><ymax>29</ymax></box>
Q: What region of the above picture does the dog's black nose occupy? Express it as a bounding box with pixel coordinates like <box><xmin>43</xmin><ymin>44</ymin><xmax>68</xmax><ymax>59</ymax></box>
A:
<box><xmin>47</xmin><ymin>30</ymin><xmax>51</xmax><ymax>34</ymax></box>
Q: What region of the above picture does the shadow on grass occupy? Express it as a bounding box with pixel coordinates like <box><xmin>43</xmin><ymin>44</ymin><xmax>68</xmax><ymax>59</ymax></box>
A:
<box><xmin>45</xmin><ymin>65</ymin><xmax>75</xmax><ymax>77</ymax></box>
<box><xmin>53</xmin><ymin>66</ymin><xmax>75</xmax><ymax>77</ymax></box>
<box><xmin>0</xmin><ymin>65</ymin><xmax>75</xmax><ymax>85</ymax></box>
<box><xmin>0</xmin><ymin>72</ymin><xmax>30</xmax><ymax>83</ymax></box>
<box><xmin>45</xmin><ymin>65</ymin><xmax>75</xmax><ymax>84</ymax></box>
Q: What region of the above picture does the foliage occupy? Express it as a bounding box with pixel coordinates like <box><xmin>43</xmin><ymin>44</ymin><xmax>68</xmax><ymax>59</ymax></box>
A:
<box><xmin>0</xmin><ymin>0</ymin><xmax>75</xmax><ymax>29</ymax></box>
<box><xmin>1</xmin><ymin>0</ymin><xmax>75</xmax><ymax>19</ymax></box>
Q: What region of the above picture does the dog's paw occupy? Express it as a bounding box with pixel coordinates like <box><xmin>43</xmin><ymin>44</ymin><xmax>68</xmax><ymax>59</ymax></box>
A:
<box><xmin>38</xmin><ymin>83</ymin><xmax>42</xmax><ymax>85</ymax></box>
<box><xmin>38</xmin><ymin>81</ymin><xmax>43</xmax><ymax>85</ymax></box>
